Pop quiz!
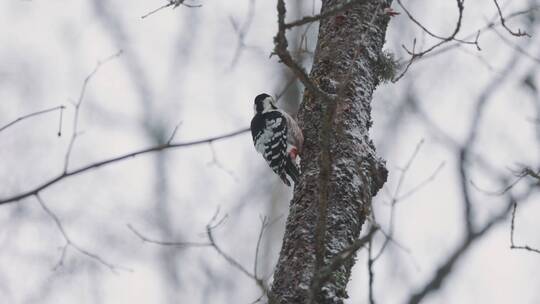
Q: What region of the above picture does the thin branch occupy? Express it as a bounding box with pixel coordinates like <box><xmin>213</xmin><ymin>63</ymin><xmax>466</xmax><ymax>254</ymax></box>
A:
<box><xmin>395</xmin><ymin>5</ymin><xmax>539</xmax><ymax>80</ymax></box>
<box><xmin>492</xmin><ymin>0</ymin><xmax>530</xmax><ymax>37</ymax></box>
<box><xmin>0</xmin><ymin>127</ymin><xmax>249</xmax><ymax>205</ymax></box>
<box><xmin>397</xmin><ymin>161</ymin><xmax>446</xmax><ymax>201</ymax></box>
<box><xmin>294</xmin><ymin>21</ymin><xmax>316</xmax><ymax>58</ymax></box>
<box><xmin>167</xmin><ymin>122</ymin><xmax>182</xmax><ymax>144</ymax></box>
<box><xmin>36</xmin><ymin>194</ymin><xmax>129</xmax><ymax>272</ymax></box>
<box><xmin>492</xmin><ymin>27</ymin><xmax>540</xmax><ymax>64</ymax></box>
<box><xmin>206</xmin><ymin>220</ymin><xmax>263</xmax><ymax>286</ymax></box>
<box><xmin>373</xmin><ymin>140</ymin><xmax>426</xmax><ymax>261</ymax></box>
<box><xmin>396</xmin><ymin>0</ymin><xmax>480</xmax><ymax>48</ymax></box>
<box><xmin>393</xmin><ymin>0</ymin><xmax>467</xmax><ymax>82</ymax></box>
<box><xmin>510</xmin><ymin>202</ymin><xmax>540</xmax><ymax>254</ymax></box>
<box><xmin>407</xmin><ymin>193</ymin><xmax>521</xmax><ymax>304</ymax></box>
<box><xmin>127</xmin><ymin>224</ymin><xmax>211</xmax><ymax>247</ymax></box>
<box><xmin>141</xmin><ymin>2</ymin><xmax>173</xmax><ymax>19</ymax></box>
<box><xmin>204</xmin><ymin>213</ymin><xmax>269</xmax><ymax>294</ymax></box>
<box><xmin>458</xmin><ymin>149</ymin><xmax>474</xmax><ymax>234</ymax></box>
<box><xmin>274</xmin><ymin>0</ymin><xmax>334</xmax><ymax>102</ymax></box>
<box><xmin>421</xmin><ymin>6</ymin><xmax>539</xmax><ymax>61</ymax></box>
<box><xmin>129</xmin><ymin>209</ymin><xmax>269</xmax><ymax>294</ymax></box>
<box><xmin>254</xmin><ymin>216</ymin><xmax>269</xmax><ymax>280</ymax></box>
<box><xmin>63</xmin><ymin>50</ymin><xmax>123</xmax><ymax>173</ymax></box>
<box><xmin>274</xmin><ymin>76</ymin><xmax>297</xmax><ymax>102</ymax></box>
<box><xmin>228</xmin><ymin>0</ymin><xmax>257</xmax><ymax>68</ymax></box>
<box><xmin>284</xmin><ymin>0</ymin><xmax>368</xmax><ymax>29</ymax></box>
<box><xmin>368</xmin><ymin>240</ymin><xmax>376</xmax><ymax>304</ymax></box>
<box><xmin>458</xmin><ymin>46</ymin><xmax>523</xmax><ymax>233</ymax></box>
<box><xmin>207</xmin><ymin>142</ymin><xmax>238</xmax><ymax>180</ymax></box>
<box><xmin>470</xmin><ymin>167</ymin><xmax>530</xmax><ymax>196</ymax></box>
<box><xmin>522</xmin><ymin>167</ymin><xmax>540</xmax><ymax>180</ymax></box>
<box><xmin>141</xmin><ymin>0</ymin><xmax>202</xmax><ymax>19</ymax></box>
<box><xmin>0</xmin><ymin>105</ymin><xmax>65</xmax><ymax>134</ymax></box>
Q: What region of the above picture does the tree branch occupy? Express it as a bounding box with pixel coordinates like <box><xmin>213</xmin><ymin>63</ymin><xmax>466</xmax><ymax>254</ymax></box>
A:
<box><xmin>129</xmin><ymin>210</ymin><xmax>269</xmax><ymax>294</ymax></box>
<box><xmin>0</xmin><ymin>105</ymin><xmax>65</xmax><ymax>135</ymax></box>
<box><xmin>63</xmin><ymin>50</ymin><xmax>123</xmax><ymax>173</ymax></box>
<box><xmin>36</xmin><ymin>194</ymin><xmax>129</xmax><ymax>272</ymax></box>
<box><xmin>510</xmin><ymin>202</ymin><xmax>540</xmax><ymax>254</ymax></box>
<box><xmin>0</xmin><ymin>127</ymin><xmax>249</xmax><ymax>205</ymax></box>
<box><xmin>394</xmin><ymin>0</ymin><xmax>466</xmax><ymax>82</ymax></box>
<box><xmin>274</xmin><ymin>0</ymin><xmax>334</xmax><ymax>101</ymax></box>
<box><xmin>284</xmin><ymin>0</ymin><xmax>369</xmax><ymax>29</ymax></box>
<box><xmin>492</xmin><ymin>0</ymin><xmax>530</xmax><ymax>37</ymax></box>
<box><xmin>141</xmin><ymin>0</ymin><xmax>202</xmax><ymax>19</ymax></box>
<box><xmin>407</xmin><ymin>194</ymin><xmax>522</xmax><ymax>304</ymax></box>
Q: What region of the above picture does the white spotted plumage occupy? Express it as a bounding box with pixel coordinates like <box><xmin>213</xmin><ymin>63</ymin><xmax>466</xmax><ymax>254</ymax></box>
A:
<box><xmin>250</xmin><ymin>93</ymin><xmax>303</xmax><ymax>186</ymax></box>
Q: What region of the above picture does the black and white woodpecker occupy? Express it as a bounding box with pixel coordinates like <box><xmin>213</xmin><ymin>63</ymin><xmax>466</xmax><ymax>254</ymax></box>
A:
<box><xmin>250</xmin><ymin>93</ymin><xmax>304</xmax><ymax>186</ymax></box>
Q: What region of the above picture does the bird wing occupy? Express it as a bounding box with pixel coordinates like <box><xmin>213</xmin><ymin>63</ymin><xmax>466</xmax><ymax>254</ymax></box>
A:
<box><xmin>279</xmin><ymin>110</ymin><xmax>303</xmax><ymax>154</ymax></box>
<box><xmin>251</xmin><ymin>112</ymin><xmax>288</xmax><ymax>173</ymax></box>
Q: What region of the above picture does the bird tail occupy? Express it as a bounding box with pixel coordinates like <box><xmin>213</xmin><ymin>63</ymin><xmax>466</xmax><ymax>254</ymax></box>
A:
<box><xmin>284</xmin><ymin>157</ymin><xmax>300</xmax><ymax>185</ymax></box>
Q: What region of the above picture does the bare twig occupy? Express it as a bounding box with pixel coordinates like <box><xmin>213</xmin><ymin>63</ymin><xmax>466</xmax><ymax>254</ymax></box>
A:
<box><xmin>206</xmin><ymin>219</ymin><xmax>264</xmax><ymax>288</ymax></box>
<box><xmin>254</xmin><ymin>216</ymin><xmax>269</xmax><ymax>279</ymax></box>
<box><xmin>393</xmin><ymin>0</ymin><xmax>467</xmax><ymax>82</ymax></box>
<box><xmin>0</xmin><ymin>127</ymin><xmax>249</xmax><ymax>205</ymax></box>
<box><xmin>470</xmin><ymin>167</ymin><xmax>532</xmax><ymax>196</ymax></box>
<box><xmin>36</xmin><ymin>194</ymin><xmax>129</xmax><ymax>272</ymax></box>
<box><xmin>63</xmin><ymin>50</ymin><xmax>123</xmax><ymax>173</ymax></box>
<box><xmin>458</xmin><ymin>48</ymin><xmax>522</xmax><ymax>233</ymax></box>
<box><xmin>407</xmin><ymin>193</ymin><xmax>525</xmax><ymax>304</ymax></box>
<box><xmin>522</xmin><ymin>168</ymin><xmax>540</xmax><ymax>180</ymax></box>
<box><xmin>510</xmin><ymin>202</ymin><xmax>540</xmax><ymax>254</ymax></box>
<box><xmin>395</xmin><ymin>5</ymin><xmax>539</xmax><ymax>80</ymax></box>
<box><xmin>492</xmin><ymin>28</ymin><xmax>540</xmax><ymax>64</ymax></box>
<box><xmin>373</xmin><ymin>140</ymin><xmax>425</xmax><ymax>261</ymax></box>
<box><xmin>295</xmin><ymin>21</ymin><xmax>316</xmax><ymax>58</ymax></box>
<box><xmin>421</xmin><ymin>6</ymin><xmax>539</xmax><ymax>61</ymax></box>
<box><xmin>397</xmin><ymin>162</ymin><xmax>446</xmax><ymax>200</ymax></box>
<box><xmin>129</xmin><ymin>209</ymin><xmax>269</xmax><ymax>294</ymax></box>
<box><xmin>368</xmin><ymin>239</ymin><xmax>376</xmax><ymax>304</ymax></box>
<box><xmin>207</xmin><ymin>142</ymin><xmax>238</xmax><ymax>180</ymax></box>
<box><xmin>492</xmin><ymin>0</ymin><xmax>530</xmax><ymax>37</ymax></box>
<box><xmin>284</xmin><ymin>0</ymin><xmax>368</xmax><ymax>29</ymax></box>
<box><xmin>141</xmin><ymin>2</ymin><xmax>173</xmax><ymax>19</ymax></box>
<box><xmin>274</xmin><ymin>0</ymin><xmax>334</xmax><ymax>101</ymax></box>
<box><xmin>141</xmin><ymin>0</ymin><xmax>202</xmax><ymax>19</ymax></box>
<box><xmin>396</xmin><ymin>0</ymin><xmax>480</xmax><ymax>49</ymax></box>
<box><xmin>167</xmin><ymin>122</ymin><xmax>182</xmax><ymax>144</ymax></box>
<box><xmin>128</xmin><ymin>224</ymin><xmax>211</xmax><ymax>247</ymax></box>
<box><xmin>228</xmin><ymin>0</ymin><xmax>257</xmax><ymax>68</ymax></box>
<box><xmin>274</xmin><ymin>76</ymin><xmax>297</xmax><ymax>102</ymax></box>
<box><xmin>458</xmin><ymin>150</ymin><xmax>474</xmax><ymax>234</ymax></box>
<box><xmin>0</xmin><ymin>105</ymin><xmax>65</xmax><ymax>134</ymax></box>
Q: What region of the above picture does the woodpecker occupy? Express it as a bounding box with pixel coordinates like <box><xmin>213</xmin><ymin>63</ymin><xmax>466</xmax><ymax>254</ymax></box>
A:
<box><xmin>250</xmin><ymin>93</ymin><xmax>303</xmax><ymax>186</ymax></box>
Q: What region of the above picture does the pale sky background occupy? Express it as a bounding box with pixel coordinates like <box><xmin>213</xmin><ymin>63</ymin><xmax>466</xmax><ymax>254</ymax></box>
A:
<box><xmin>1</xmin><ymin>0</ymin><xmax>539</xmax><ymax>303</ymax></box>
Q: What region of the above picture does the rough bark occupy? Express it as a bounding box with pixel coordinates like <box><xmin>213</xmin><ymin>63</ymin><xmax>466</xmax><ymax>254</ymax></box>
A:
<box><xmin>270</xmin><ymin>1</ymin><xmax>391</xmax><ymax>303</ymax></box>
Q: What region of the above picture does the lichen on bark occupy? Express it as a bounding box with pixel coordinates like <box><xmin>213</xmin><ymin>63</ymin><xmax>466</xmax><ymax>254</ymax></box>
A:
<box><xmin>270</xmin><ymin>1</ymin><xmax>391</xmax><ymax>303</ymax></box>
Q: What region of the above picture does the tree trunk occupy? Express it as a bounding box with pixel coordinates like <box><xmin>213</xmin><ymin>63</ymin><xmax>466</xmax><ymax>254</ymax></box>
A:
<box><xmin>270</xmin><ymin>1</ymin><xmax>391</xmax><ymax>303</ymax></box>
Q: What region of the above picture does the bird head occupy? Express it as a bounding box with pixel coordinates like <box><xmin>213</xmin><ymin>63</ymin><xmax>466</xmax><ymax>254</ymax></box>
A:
<box><xmin>254</xmin><ymin>93</ymin><xmax>277</xmax><ymax>114</ymax></box>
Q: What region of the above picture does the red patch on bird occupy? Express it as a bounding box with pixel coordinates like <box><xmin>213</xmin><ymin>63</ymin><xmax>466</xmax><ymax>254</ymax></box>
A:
<box><xmin>289</xmin><ymin>147</ymin><xmax>298</xmax><ymax>161</ymax></box>
<box><xmin>383</xmin><ymin>8</ymin><xmax>400</xmax><ymax>17</ymax></box>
